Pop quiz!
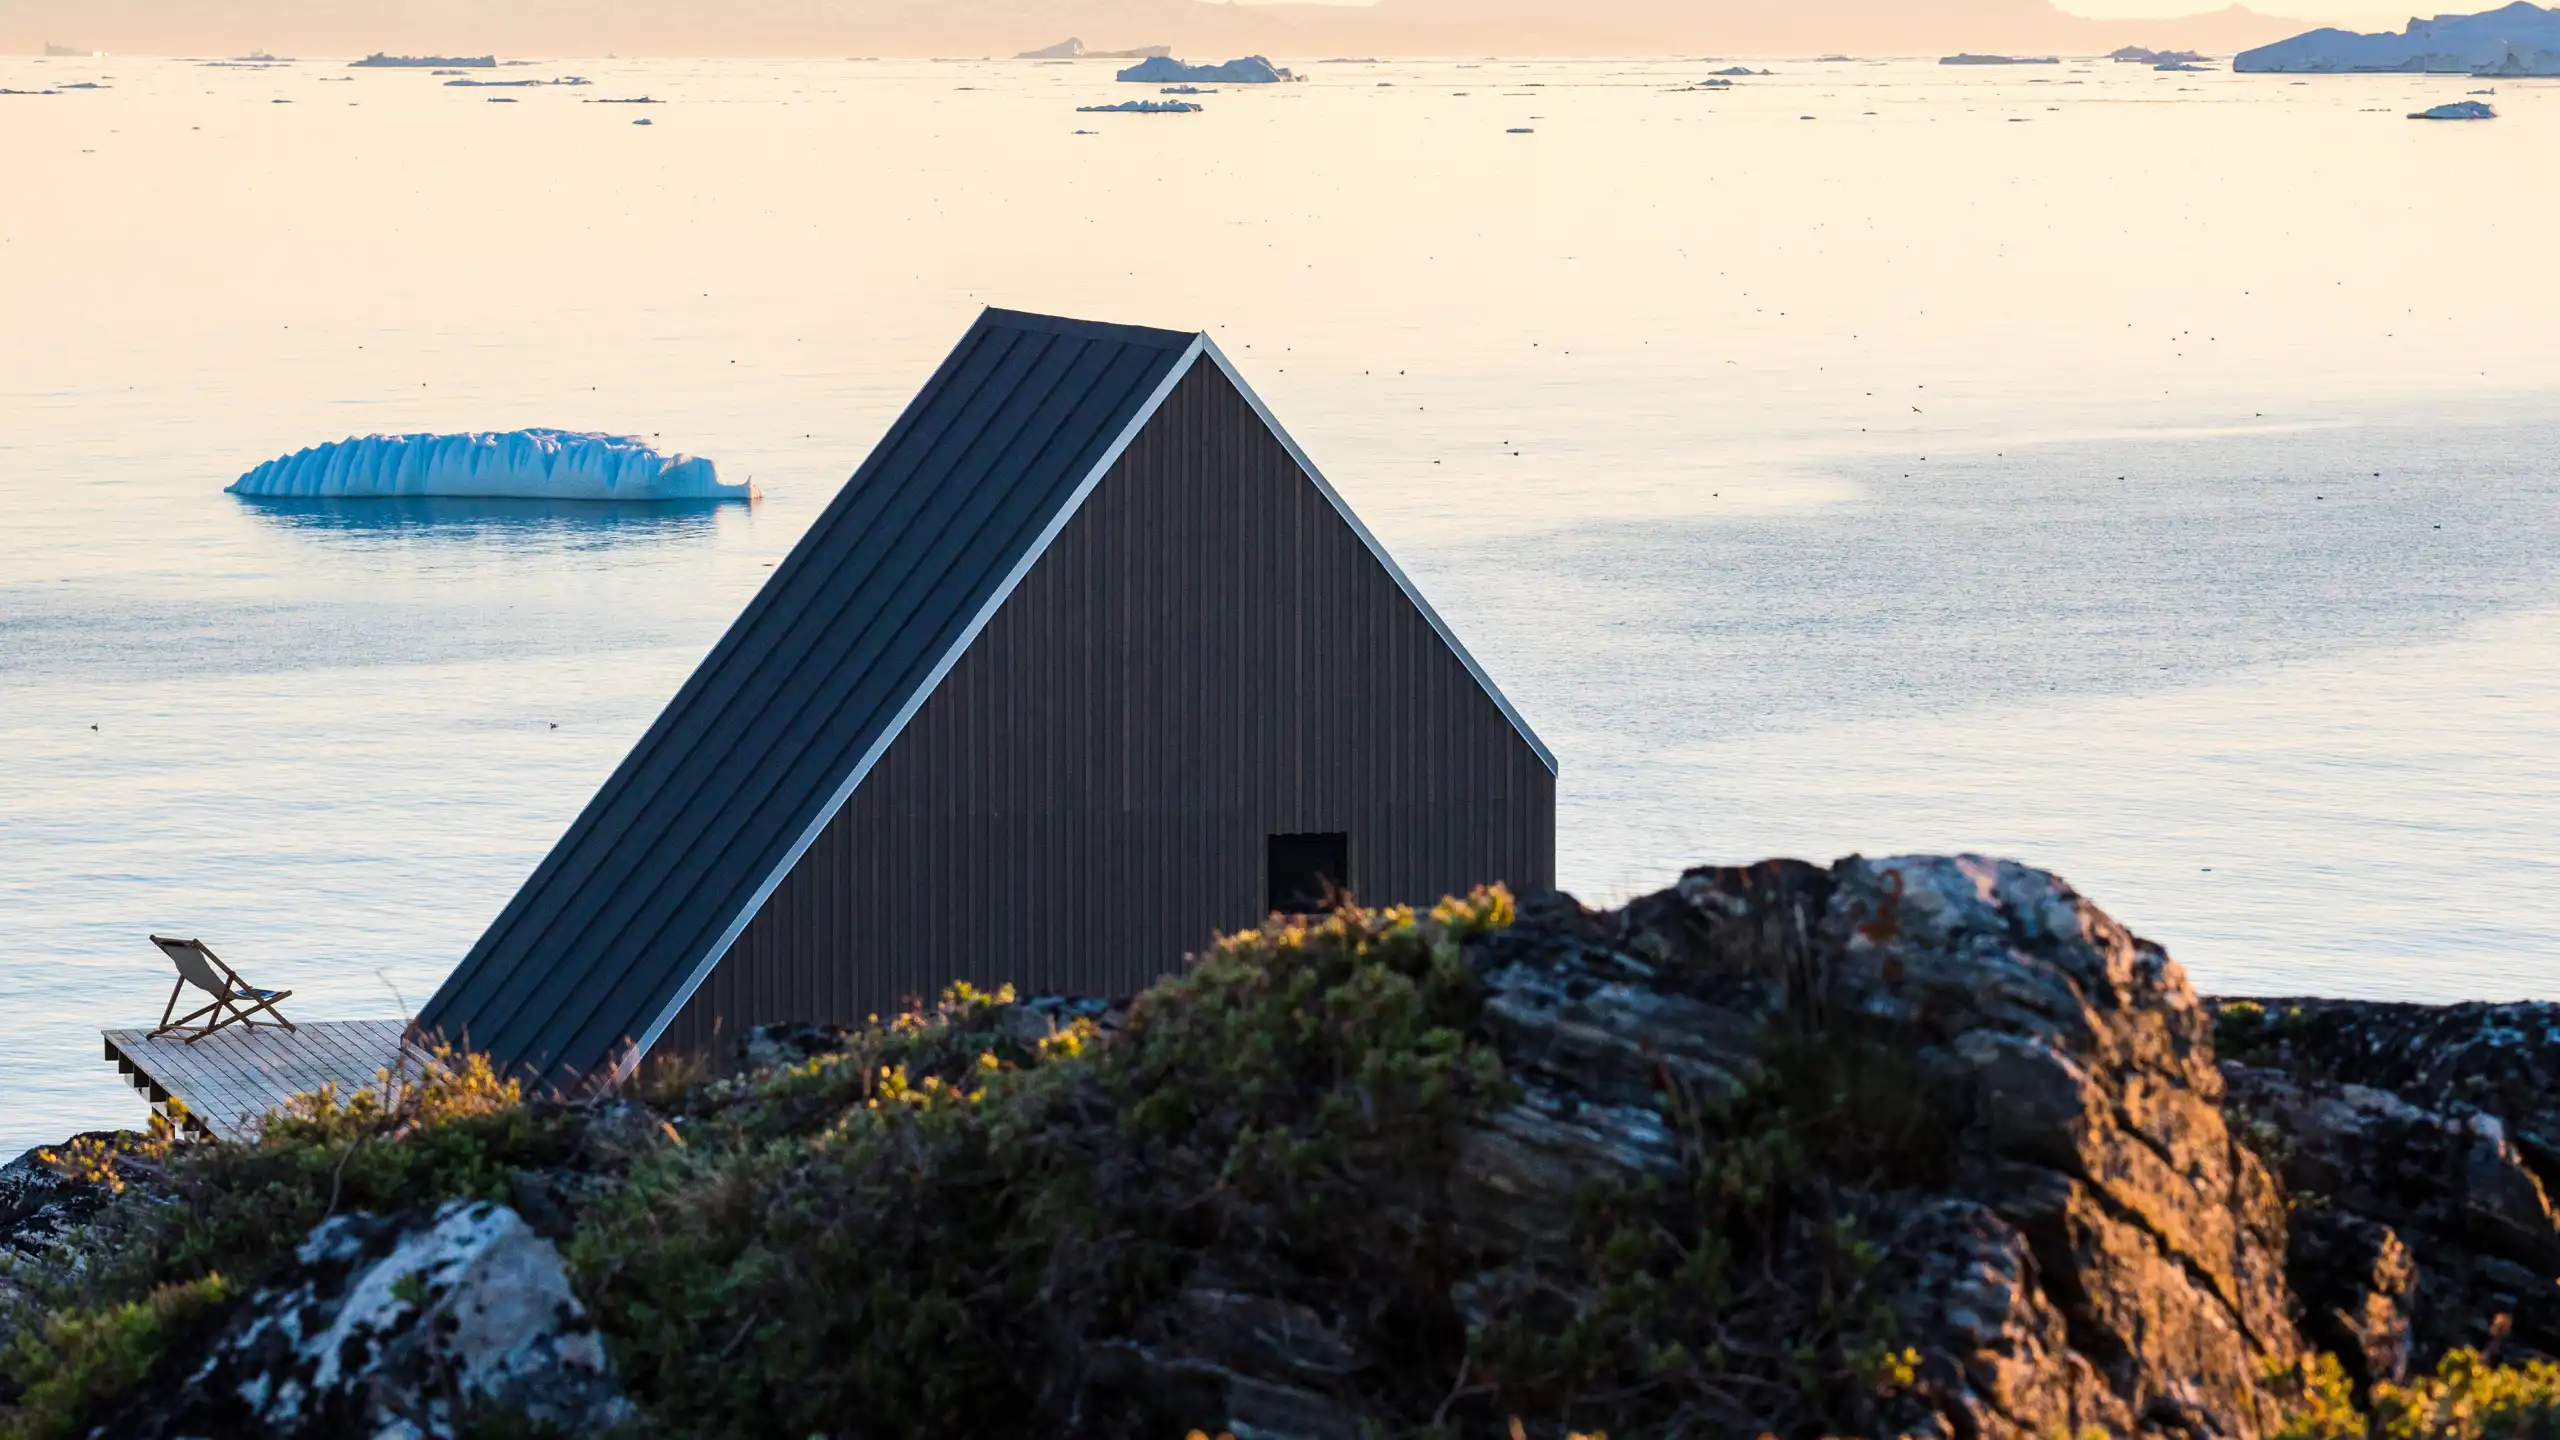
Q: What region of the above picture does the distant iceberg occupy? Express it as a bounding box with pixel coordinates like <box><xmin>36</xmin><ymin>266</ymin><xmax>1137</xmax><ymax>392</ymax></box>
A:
<box><xmin>1078</xmin><ymin>99</ymin><xmax>1202</xmax><ymax>112</ymax></box>
<box><xmin>2235</xmin><ymin>2</ymin><xmax>2560</xmax><ymax>73</ymax></box>
<box><xmin>350</xmin><ymin>53</ymin><xmax>496</xmax><ymax>68</ymax></box>
<box><xmin>2409</xmin><ymin>98</ymin><xmax>2497</xmax><ymax>116</ymax></box>
<box><xmin>228</xmin><ymin>430</ymin><xmax>750</xmax><ymax>501</ymax></box>
<box><xmin>1115</xmin><ymin>55</ymin><xmax>1290</xmax><ymax>83</ymax></box>
<box><xmin>1019</xmin><ymin>38</ymin><xmax>1170</xmax><ymax>59</ymax></box>
<box><xmin>1940</xmin><ymin>54</ymin><xmax>2060</xmax><ymax>64</ymax></box>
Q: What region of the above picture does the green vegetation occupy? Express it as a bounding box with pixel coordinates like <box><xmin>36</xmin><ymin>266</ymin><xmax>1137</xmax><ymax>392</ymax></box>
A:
<box><xmin>575</xmin><ymin>892</ymin><xmax>1515</xmax><ymax>1437</ymax></box>
<box><xmin>2275</xmin><ymin>1348</ymin><xmax>2560</xmax><ymax>1439</ymax></box>
<box><xmin>19</xmin><ymin>898</ymin><xmax>2560</xmax><ymax>1439</ymax></box>
<box><xmin>0</xmin><ymin>1276</ymin><xmax>230</xmax><ymax>1440</ymax></box>
<box><xmin>0</xmin><ymin>1052</ymin><xmax>572</xmax><ymax>1440</ymax></box>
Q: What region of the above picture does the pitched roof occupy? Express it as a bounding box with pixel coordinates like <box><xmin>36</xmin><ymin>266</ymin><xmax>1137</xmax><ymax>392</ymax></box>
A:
<box><xmin>419</xmin><ymin>307</ymin><xmax>1551</xmax><ymax>1082</ymax></box>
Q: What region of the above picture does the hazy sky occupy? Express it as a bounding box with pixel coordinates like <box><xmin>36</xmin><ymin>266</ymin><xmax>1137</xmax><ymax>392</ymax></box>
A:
<box><xmin>3</xmin><ymin>0</ymin><xmax>2398</xmax><ymax>57</ymax></box>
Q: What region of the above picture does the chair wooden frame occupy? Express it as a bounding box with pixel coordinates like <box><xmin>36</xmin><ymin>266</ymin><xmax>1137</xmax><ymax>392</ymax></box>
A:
<box><xmin>148</xmin><ymin>935</ymin><xmax>297</xmax><ymax>1043</ymax></box>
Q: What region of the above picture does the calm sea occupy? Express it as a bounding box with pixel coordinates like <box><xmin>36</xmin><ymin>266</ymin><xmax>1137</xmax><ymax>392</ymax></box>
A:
<box><xmin>4</xmin><ymin>54</ymin><xmax>2555</xmax><ymax>1154</ymax></box>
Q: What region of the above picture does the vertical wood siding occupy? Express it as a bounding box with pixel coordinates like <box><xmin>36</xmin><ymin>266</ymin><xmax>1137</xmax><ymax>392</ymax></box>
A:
<box><xmin>662</xmin><ymin>364</ymin><xmax>1554</xmax><ymax>1052</ymax></box>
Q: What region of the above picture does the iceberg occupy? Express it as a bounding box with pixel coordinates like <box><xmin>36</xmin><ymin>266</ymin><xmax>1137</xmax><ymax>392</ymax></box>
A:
<box><xmin>350</xmin><ymin>53</ymin><xmax>496</xmax><ymax>68</ymax></box>
<box><xmin>1078</xmin><ymin>99</ymin><xmax>1202</xmax><ymax>112</ymax></box>
<box><xmin>2235</xmin><ymin>2</ymin><xmax>2560</xmax><ymax>73</ymax></box>
<box><xmin>1940</xmin><ymin>53</ymin><xmax>2061</xmax><ymax>64</ymax></box>
<box><xmin>228</xmin><ymin>430</ymin><xmax>750</xmax><ymax>502</ymax></box>
<box><xmin>2409</xmin><ymin>97</ymin><xmax>2497</xmax><ymax>115</ymax></box>
<box><xmin>1115</xmin><ymin>55</ymin><xmax>1290</xmax><ymax>83</ymax></box>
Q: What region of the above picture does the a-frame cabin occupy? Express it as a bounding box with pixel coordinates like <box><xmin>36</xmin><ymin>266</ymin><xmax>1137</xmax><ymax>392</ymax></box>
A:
<box><xmin>420</xmin><ymin>309</ymin><xmax>1556</xmax><ymax>1084</ymax></box>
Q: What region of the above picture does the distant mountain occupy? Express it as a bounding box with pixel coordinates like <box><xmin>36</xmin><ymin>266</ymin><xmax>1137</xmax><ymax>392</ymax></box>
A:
<box><xmin>2</xmin><ymin>0</ymin><xmax>2314</xmax><ymax>59</ymax></box>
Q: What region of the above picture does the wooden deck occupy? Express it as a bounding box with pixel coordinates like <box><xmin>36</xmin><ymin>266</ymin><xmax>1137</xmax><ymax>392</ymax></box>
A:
<box><xmin>103</xmin><ymin>1019</ymin><xmax>427</xmax><ymax>1139</ymax></box>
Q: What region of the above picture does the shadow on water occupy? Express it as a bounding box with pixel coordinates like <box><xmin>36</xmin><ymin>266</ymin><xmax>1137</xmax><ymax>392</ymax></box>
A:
<box><xmin>232</xmin><ymin>495</ymin><xmax>739</xmax><ymax>554</ymax></box>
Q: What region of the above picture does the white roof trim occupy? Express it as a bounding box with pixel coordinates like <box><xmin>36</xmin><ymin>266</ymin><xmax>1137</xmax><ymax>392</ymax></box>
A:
<box><xmin>618</xmin><ymin>335</ymin><xmax>1211</xmax><ymax>1076</ymax></box>
<box><xmin>1197</xmin><ymin>336</ymin><xmax>1558</xmax><ymax>774</ymax></box>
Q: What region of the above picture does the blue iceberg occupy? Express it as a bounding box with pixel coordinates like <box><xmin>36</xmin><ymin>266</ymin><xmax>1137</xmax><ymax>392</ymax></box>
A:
<box><xmin>228</xmin><ymin>430</ymin><xmax>751</xmax><ymax>501</ymax></box>
<box><xmin>2237</xmin><ymin>2</ymin><xmax>2560</xmax><ymax>73</ymax></box>
<box><xmin>1115</xmin><ymin>55</ymin><xmax>1288</xmax><ymax>83</ymax></box>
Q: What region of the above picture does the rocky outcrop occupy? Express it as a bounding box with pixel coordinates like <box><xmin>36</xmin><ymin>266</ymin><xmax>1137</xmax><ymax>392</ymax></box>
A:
<box><xmin>31</xmin><ymin>856</ymin><xmax>2560</xmax><ymax>1440</ymax></box>
<box><xmin>1</xmin><ymin>1137</ymin><xmax>125</xmax><ymax>1261</ymax></box>
<box><xmin>2220</xmin><ymin>997</ymin><xmax>2560</xmax><ymax>1376</ymax></box>
<box><xmin>103</xmin><ymin>1200</ymin><xmax>629</xmax><ymax>1440</ymax></box>
<box><xmin>1456</xmin><ymin>855</ymin><xmax>2299</xmax><ymax>1439</ymax></box>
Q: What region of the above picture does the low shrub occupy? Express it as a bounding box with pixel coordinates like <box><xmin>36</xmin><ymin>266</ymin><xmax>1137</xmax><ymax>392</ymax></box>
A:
<box><xmin>2274</xmin><ymin>1345</ymin><xmax>2560</xmax><ymax>1439</ymax></box>
<box><xmin>0</xmin><ymin>1276</ymin><xmax>230</xmax><ymax>1440</ymax></box>
<box><xmin>573</xmin><ymin>890</ymin><xmax>1517</xmax><ymax>1438</ymax></box>
<box><xmin>0</xmin><ymin>1050</ymin><xmax>573</xmax><ymax>1434</ymax></box>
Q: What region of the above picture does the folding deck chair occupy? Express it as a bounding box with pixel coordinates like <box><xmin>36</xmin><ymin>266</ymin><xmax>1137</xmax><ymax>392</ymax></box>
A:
<box><xmin>148</xmin><ymin>935</ymin><xmax>297</xmax><ymax>1043</ymax></box>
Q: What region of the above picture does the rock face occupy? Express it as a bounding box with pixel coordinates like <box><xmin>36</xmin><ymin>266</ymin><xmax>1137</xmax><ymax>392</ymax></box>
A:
<box><xmin>2220</xmin><ymin>997</ymin><xmax>2560</xmax><ymax>1379</ymax></box>
<box><xmin>1460</xmin><ymin>856</ymin><xmax>2299</xmax><ymax>1439</ymax></box>
<box><xmin>104</xmin><ymin>1200</ymin><xmax>629</xmax><ymax>1439</ymax></box>
<box><xmin>0</xmin><ymin>1136</ymin><xmax>129</xmax><ymax>1261</ymax></box>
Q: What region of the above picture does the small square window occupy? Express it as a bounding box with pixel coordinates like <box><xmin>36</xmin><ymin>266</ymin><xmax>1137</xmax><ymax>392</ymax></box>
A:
<box><xmin>1267</xmin><ymin>832</ymin><xmax>1349</xmax><ymax>915</ymax></box>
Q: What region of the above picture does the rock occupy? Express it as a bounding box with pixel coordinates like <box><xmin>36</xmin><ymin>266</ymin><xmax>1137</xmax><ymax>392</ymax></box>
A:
<box><xmin>0</xmin><ymin>1133</ymin><xmax>136</xmax><ymax>1259</ymax></box>
<box><xmin>2220</xmin><ymin>1008</ymin><xmax>2560</xmax><ymax>1365</ymax></box>
<box><xmin>102</xmin><ymin>1200</ymin><xmax>629</xmax><ymax>1439</ymax></box>
<box><xmin>1088</xmin><ymin>1288</ymin><xmax>1367</xmax><ymax>1440</ymax></box>
<box><xmin>2288</xmin><ymin>1209</ymin><xmax>2416</xmax><ymax>1392</ymax></box>
<box><xmin>2217</xmin><ymin>998</ymin><xmax>2560</xmax><ymax>1168</ymax></box>
<box><xmin>1458</xmin><ymin>855</ymin><xmax>2301</xmax><ymax>1438</ymax></box>
<box><xmin>1819</xmin><ymin>856</ymin><xmax>2297</xmax><ymax>1437</ymax></box>
<box><xmin>1877</xmin><ymin>1197</ymin><xmax>2133</xmax><ymax>1438</ymax></box>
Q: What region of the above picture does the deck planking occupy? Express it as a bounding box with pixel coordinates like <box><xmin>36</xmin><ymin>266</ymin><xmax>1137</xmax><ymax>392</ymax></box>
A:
<box><xmin>102</xmin><ymin>1019</ymin><xmax>428</xmax><ymax>1139</ymax></box>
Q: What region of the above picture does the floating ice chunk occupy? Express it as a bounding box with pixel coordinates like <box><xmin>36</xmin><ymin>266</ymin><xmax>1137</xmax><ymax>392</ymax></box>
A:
<box><xmin>1078</xmin><ymin>99</ymin><xmax>1202</xmax><ymax>112</ymax></box>
<box><xmin>351</xmin><ymin>53</ymin><xmax>494</xmax><ymax>68</ymax></box>
<box><xmin>2408</xmin><ymin>98</ymin><xmax>2497</xmax><ymax>116</ymax></box>
<box><xmin>1116</xmin><ymin>54</ymin><xmax>1289</xmax><ymax>83</ymax></box>
<box><xmin>2237</xmin><ymin>2</ymin><xmax>2560</xmax><ymax>73</ymax></box>
<box><xmin>228</xmin><ymin>430</ymin><xmax>751</xmax><ymax>501</ymax></box>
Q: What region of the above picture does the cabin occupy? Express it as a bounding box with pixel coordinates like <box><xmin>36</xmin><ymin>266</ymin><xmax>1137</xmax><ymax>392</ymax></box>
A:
<box><xmin>417</xmin><ymin>309</ymin><xmax>1556</xmax><ymax>1085</ymax></box>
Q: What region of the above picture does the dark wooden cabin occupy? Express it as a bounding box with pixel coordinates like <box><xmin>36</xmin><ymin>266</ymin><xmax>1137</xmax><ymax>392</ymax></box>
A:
<box><xmin>420</xmin><ymin>309</ymin><xmax>1556</xmax><ymax>1084</ymax></box>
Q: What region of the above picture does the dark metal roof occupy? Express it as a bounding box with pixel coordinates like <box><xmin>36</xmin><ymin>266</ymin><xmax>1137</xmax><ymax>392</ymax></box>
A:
<box><xmin>418</xmin><ymin>308</ymin><xmax>1200</xmax><ymax>1081</ymax></box>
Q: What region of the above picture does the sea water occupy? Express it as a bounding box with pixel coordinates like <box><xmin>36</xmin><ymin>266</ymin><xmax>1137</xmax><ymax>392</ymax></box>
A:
<box><xmin>3</xmin><ymin>55</ymin><xmax>2555</xmax><ymax>1153</ymax></box>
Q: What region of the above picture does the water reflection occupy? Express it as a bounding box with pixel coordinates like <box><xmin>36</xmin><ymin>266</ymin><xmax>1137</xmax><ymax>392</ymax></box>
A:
<box><xmin>233</xmin><ymin>495</ymin><xmax>738</xmax><ymax>554</ymax></box>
